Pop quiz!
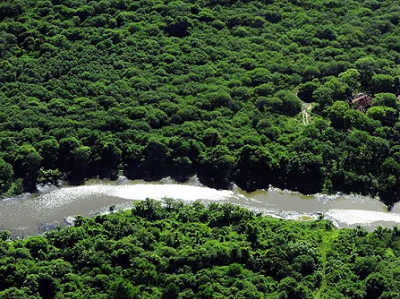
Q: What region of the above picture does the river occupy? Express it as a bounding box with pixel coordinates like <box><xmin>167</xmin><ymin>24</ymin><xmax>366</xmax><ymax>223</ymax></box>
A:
<box><xmin>1</xmin><ymin>176</ymin><xmax>400</xmax><ymax>237</ymax></box>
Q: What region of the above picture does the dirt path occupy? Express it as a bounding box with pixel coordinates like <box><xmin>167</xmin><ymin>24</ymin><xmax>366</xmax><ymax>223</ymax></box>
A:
<box><xmin>314</xmin><ymin>230</ymin><xmax>339</xmax><ymax>299</ymax></box>
<box><xmin>302</xmin><ymin>103</ymin><xmax>312</xmax><ymax>125</ymax></box>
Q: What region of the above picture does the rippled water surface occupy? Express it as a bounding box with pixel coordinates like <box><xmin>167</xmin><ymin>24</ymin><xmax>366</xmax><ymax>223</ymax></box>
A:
<box><xmin>1</xmin><ymin>177</ymin><xmax>400</xmax><ymax>237</ymax></box>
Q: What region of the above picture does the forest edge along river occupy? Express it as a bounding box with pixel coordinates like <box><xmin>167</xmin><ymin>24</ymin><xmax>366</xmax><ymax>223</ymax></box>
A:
<box><xmin>1</xmin><ymin>176</ymin><xmax>400</xmax><ymax>237</ymax></box>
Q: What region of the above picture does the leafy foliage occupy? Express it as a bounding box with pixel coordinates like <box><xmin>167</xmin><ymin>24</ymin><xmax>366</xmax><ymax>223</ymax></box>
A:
<box><xmin>0</xmin><ymin>200</ymin><xmax>398</xmax><ymax>298</ymax></box>
<box><xmin>2</xmin><ymin>0</ymin><xmax>400</xmax><ymax>203</ymax></box>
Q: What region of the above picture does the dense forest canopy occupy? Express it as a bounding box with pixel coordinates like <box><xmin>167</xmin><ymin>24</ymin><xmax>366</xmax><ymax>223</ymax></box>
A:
<box><xmin>1</xmin><ymin>200</ymin><xmax>400</xmax><ymax>298</ymax></box>
<box><xmin>2</xmin><ymin>0</ymin><xmax>400</xmax><ymax>203</ymax></box>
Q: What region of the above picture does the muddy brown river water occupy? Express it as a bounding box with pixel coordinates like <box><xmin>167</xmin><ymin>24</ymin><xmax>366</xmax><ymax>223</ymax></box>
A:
<box><xmin>1</xmin><ymin>177</ymin><xmax>400</xmax><ymax>237</ymax></box>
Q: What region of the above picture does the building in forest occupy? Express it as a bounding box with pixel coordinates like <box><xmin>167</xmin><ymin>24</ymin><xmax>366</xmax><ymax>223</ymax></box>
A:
<box><xmin>351</xmin><ymin>93</ymin><xmax>373</xmax><ymax>113</ymax></box>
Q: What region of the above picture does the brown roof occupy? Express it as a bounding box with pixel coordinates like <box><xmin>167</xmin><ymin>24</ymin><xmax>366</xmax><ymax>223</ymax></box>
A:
<box><xmin>351</xmin><ymin>94</ymin><xmax>372</xmax><ymax>113</ymax></box>
<box><xmin>352</xmin><ymin>94</ymin><xmax>370</xmax><ymax>104</ymax></box>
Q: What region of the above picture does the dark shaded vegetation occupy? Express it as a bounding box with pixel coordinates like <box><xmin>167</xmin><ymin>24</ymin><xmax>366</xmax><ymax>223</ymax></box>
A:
<box><xmin>2</xmin><ymin>0</ymin><xmax>400</xmax><ymax>203</ymax></box>
<box><xmin>0</xmin><ymin>200</ymin><xmax>400</xmax><ymax>298</ymax></box>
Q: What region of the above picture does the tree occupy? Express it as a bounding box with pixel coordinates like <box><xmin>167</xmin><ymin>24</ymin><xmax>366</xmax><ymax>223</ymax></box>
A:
<box><xmin>205</xmin><ymin>91</ymin><xmax>232</xmax><ymax>109</ymax></box>
<box><xmin>0</xmin><ymin>158</ymin><xmax>13</xmax><ymax>193</ymax></box>
<box><xmin>37</xmin><ymin>274</ymin><xmax>57</xmax><ymax>299</ymax></box>
<box><xmin>297</xmin><ymin>81</ymin><xmax>320</xmax><ymax>102</ymax></box>
<box><xmin>372</xmin><ymin>93</ymin><xmax>399</xmax><ymax>109</ymax></box>
<box><xmin>367</xmin><ymin>106</ymin><xmax>398</xmax><ymax>127</ymax></box>
<box><xmin>163</xmin><ymin>283</ymin><xmax>179</xmax><ymax>299</ymax></box>
<box><xmin>58</xmin><ymin>137</ymin><xmax>81</xmax><ymax>173</ymax></box>
<box><xmin>277</xmin><ymin>277</ymin><xmax>312</xmax><ymax>299</ymax></box>
<box><xmin>59</xmin><ymin>137</ymin><xmax>91</xmax><ymax>182</ymax></box>
<box><xmin>286</xmin><ymin>149</ymin><xmax>325</xmax><ymax>194</ymax></box>
<box><xmin>203</xmin><ymin>128</ymin><xmax>220</xmax><ymax>147</ymax></box>
<box><xmin>37</xmin><ymin>138</ymin><xmax>59</xmax><ymax>170</ymax></box>
<box><xmin>123</xmin><ymin>143</ymin><xmax>145</xmax><ymax>179</ymax></box>
<box><xmin>254</xmin><ymin>83</ymin><xmax>275</xmax><ymax>97</ymax></box>
<box><xmin>13</xmin><ymin>144</ymin><xmax>43</xmax><ymax>192</ymax></box>
<box><xmin>248</xmin><ymin>68</ymin><xmax>272</xmax><ymax>86</ymax></box>
<box><xmin>256</xmin><ymin>97</ymin><xmax>283</xmax><ymax>113</ymax></box>
<box><xmin>70</xmin><ymin>146</ymin><xmax>92</xmax><ymax>181</ymax></box>
<box><xmin>168</xmin><ymin>137</ymin><xmax>194</xmax><ymax>177</ymax></box>
<box><xmin>339</xmin><ymin>68</ymin><xmax>361</xmax><ymax>91</ymax></box>
<box><xmin>234</xmin><ymin>145</ymin><xmax>279</xmax><ymax>190</ymax></box>
<box><xmin>143</xmin><ymin>139</ymin><xmax>170</xmax><ymax>179</ymax></box>
<box><xmin>198</xmin><ymin>145</ymin><xmax>236</xmax><ymax>187</ymax></box>
<box><xmin>145</xmin><ymin>109</ymin><xmax>168</xmax><ymax>129</ymax></box>
<box><xmin>164</xmin><ymin>16</ymin><xmax>193</xmax><ymax>37</ymax></box>
<box><xmin>355</xmin><ymin>57</ymin><xmax>379</xmax><ymax>89</ymax></box>
<box><xmin>99</xmin><ymin>141</ymin><xmax>122</xmax><ymax>179</ymax></box>
<box><xmin>313</xmin><ymin>86</ymin><xmax>334</xmax><ymax>110</ymax></box>
<box><xmin>0</xmin><ymin>288</ymin><xmax>31</xmax><ymax>298</ymax></box>
<box><xmin>326</xmin><ymin>101</ymin><xmax>351</xmax><ymax>130</ymax></box>
<box><xmin>365</xmin><ymin>273</ymin><xmax>388</xmax><ymax>299</ymax></box>
<box><xmin>274</xmin><ymin>90</ymin><xmax>301</xmax><ymax>116</ymax></box>
<box><xmin>25</xmin><ymin>236</ymin><xmax>49</xmax><ymax>259</ymax></box>
<box><xmin>371</xmin><ymin>74</ymin><xmax>394</xmax><ymax>94</ymax></box>
<box><xmin>378</xmin><ymin>152</ymin><xmax>400</xmax><ymax>205</ymax></box>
